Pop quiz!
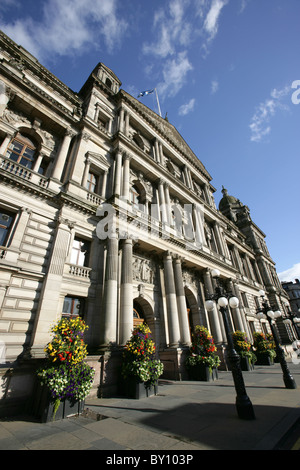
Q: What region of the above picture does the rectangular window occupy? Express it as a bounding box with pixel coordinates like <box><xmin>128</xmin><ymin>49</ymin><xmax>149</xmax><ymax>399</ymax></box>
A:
<box><xmin>70</xmin><ymin>237</ymin><xmax>90</xmax><ymax>267</ymax></box>
<box><xmin>62</xmin><ymin>296</ymin><xmax>84</xmax><ymax>318</ymax></box>
<box><xmin>86</xmin><ymin>171</ymin><xmax>98</xmax><ymax>193</ymax></box>
<box><xmin>0</xmin><ymin>209</ymin><xmax>15</xmax><ymax>246</ymax></box>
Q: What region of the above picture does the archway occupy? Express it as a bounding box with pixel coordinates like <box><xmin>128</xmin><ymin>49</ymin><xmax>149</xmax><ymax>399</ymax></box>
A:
<box><xmin>133</xmin><ymin>296</ymin><xmax>156</xmax><ymax>342</ymax></box>
<box><xmin>184</xmin><ymin>286</ymin><xmax>199</xmax><ymax>341</ymax></box>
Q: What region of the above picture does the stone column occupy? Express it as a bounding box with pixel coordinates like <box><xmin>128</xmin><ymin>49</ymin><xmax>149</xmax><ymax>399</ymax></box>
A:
<box><xmin>203</xmin><ymin>269</ymin><xmax>223</xmax><ymax>344</ymax></box>
<box><xmin>52</xmin><ymin>128</ymin><xmax>74</xmax><ymax>181</ymax></box>
<box><xmin>227</xmin><ymin>280</ymin><xmax>245</xmax><ymax>332</ymax></box>
<box><xmin>30</xmin><ymin>217</ymin><xmax>73</xmax><ymax>355</ymax></box>
<box><xmin>100</xmin><ymin>232</ymin><xmax>119</xmax><ymax>347</ymax></box>
<box><xmin>0</xmin><ymin>132</ymin><xmax>14</xmax><ymax>155</ymax></box>
<box><xmin>173</xmin><ymin>256</ymin><xmax>190</xmax><ymax>345</ymax></box>
<box><xmin>164</xmin><ymin>183</ymin><xmax>171</xmax><ymax>224</ymax></box>
<box><xmin>163</xmin><ymin>252</ymin><xmax>180</xmax><ymax>347</ymax></box>
<box><xmin>101</xmin><ymin>170</ymin><xmax>108</xmax><ymax>198</ymax></box>
<box><xmin>114</xmin><ymin>151</ymin><xmax>122</xmax><ymax>196</ymax></box>
<box><xmin>81</xmin><ymin>157</ymin><xmax>91</xmax><ymax>188</ymax></box>
<box><xmin>122</xmin><ymin>154</ymin><xmax>131</xmax><ymax>201</ymax></box>
<box><xmin>158</xmin><ymin>179</ymin><xmax>168</xmax><ymax>224</ymax></box>
<box><xmin>70</xmin><ymin>132</ymin><xmax>90</xmax><ymax>185</ymax></box>
<box><xmin>119</xmin><ymin>238</ymin><xmax>133</xmax><ymax>345</ymax></box>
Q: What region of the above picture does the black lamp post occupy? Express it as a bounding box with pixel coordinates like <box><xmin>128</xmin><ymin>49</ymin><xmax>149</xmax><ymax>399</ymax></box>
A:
<box><xmin>205</xmin><ymin>269</ymin><xmax>255</xmax><ymax>420</ymax></box>
<box><xmin>256</xmin><ymin>290</ymin><xmax>297</xmax><ymax>389</ymax></box>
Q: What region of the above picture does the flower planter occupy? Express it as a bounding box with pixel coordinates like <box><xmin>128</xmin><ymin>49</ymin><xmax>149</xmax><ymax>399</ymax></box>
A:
<box><xmin>256</xmin><ymin>353</ymin><xmax>274</xmax><ymax>366</ymax></box>
<box><xmin>240</xmin><ymin>356</ymin><xmax>254</xmax><ymax>371</ymax></box>
<box><xmin>125</xmin><ymin>379</ymin><xmax>158</xmax><ymax>399</ymax></box>
<box><xmin>33</xmin><ymin>383</ymin><xmax>85</xmax><ymax>422</ymax></box>
<box><xmin>188</xmin><ymin>364</ymin><xmax>218</xmax><ymax>381</ymax></box>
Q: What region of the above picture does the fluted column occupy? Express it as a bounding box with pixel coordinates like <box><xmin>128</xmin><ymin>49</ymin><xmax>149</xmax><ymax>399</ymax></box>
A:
<box><xmin>122</xmin><ymin>154</ymin><xmax>131</xmax><ymax>200</ymax></box>
<box><xmin>119</xmin><ymin>238</ymin><xmax>133</xmax><ymax>345</ymax></box>
<box><xmin>52</xmin><ymin>128</ymin><xmax>74</xmax><ymax>181</ymax></box>
<box><xmin>100</xmin><ymin>232</ymin><xmax>119</xmax><ymax>347</ymax></box>
<box><xmin>158</xmin><ymin>179</ymin><xmax>168</xmax><ymax>224</ymax></box>
<box><xmin>203</xmin><ymin>269</ymin><xmax>223</xmax><ymax>344</ymax></box>
<box><xmin>114</xmin><ymin>151</ymin><xmax>122</xmax><ymax>196</ymax></box>
<box><xmin>0</xmin><ymin>132</ymin><xmax>14</xmax><ymax>155</ymax></box>
<box><xmin>173</xmin><ymin>256</ymin><xmax>191</xmax><ymax>345</ymax></box>
<box><xmin>163</xmin><ymin>252</ymin><xmax>180</xmax><ymax>347</ymax></box>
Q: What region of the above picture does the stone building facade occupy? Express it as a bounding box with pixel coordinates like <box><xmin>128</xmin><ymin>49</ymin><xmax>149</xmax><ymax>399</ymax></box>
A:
<box><xmin>0</xmin><ymin>31</ymin><xmax>292</xmax><ymax>413</ymax></box>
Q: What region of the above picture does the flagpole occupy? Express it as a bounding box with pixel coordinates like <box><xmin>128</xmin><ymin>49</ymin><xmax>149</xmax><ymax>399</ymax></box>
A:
<box><xmin>154</xmin><ymin>88</ymin><xmax>162</xmax><ymax>117</ymax></box>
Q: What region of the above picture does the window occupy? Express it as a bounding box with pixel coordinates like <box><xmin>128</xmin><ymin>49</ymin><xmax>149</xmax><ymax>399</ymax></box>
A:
<box><xmin>62</xmin><ymin>296</ymin><xmax>84</xmax><ymax>318</ymax></box>
<box><xmin>130</xmin><ymin>185</ymin><xmax>141</xmax><ymax>210</ymax></box>
<box><xmin>6</xmin><ymin>134</ymin><xmax>37</xmax><ymax>169</ymax></box>
<box><xmin>0</xmin><ymin>210</ymin><xmax>15</xmax><ymax>246</ymax></box>
<box><xmin>70</xmin><ymin>238</ymin><xmax>90</xmax><ymax>267</ymax></box>
<box><xmin>86</xmin><ymin>171</ymin><xmax>98</xmax><ymax>193</ymax></box>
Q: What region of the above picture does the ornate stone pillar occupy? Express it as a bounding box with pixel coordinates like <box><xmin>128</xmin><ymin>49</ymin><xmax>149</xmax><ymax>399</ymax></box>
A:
<box><xmin>100</xmin><ymin>232</ymin><xmax>119</xmax><ymax>347</ymax></box>
<box><xmin>173</xmin><ymin>256</ymin><xmax>190</xmax><ymax>345</ymax></box>
<box><xmin>203</xmin><ymin>269</ymin><xmax>223</xmax><ymax>344</ymax></box>
<box><xmin>119</xmin><ymin>238</ymin><xmax>133</xmax><ymax>345</ymax></box>
<box><xmin>163</xmin><ymin>252</ymin><xmax>180</xmax><ymax>347</ymax></box>
<box><xmin>101</xmin><ymin>170</ymin><xmax>108</xmax><ymax>198</ymax></box>
<box><xmin>30</xmin><ymin>217</ymin><xmax>74</xmax><ymax>356</ymax></box>
<box><xmin>113</xmin><ymin>151</ymin><xmax>122</xmax><ymax>196</ymax></box>
<box><xmin>122</xmin><ymin>154</ymin><xmax>131</xmax><ymax>201</ymax></box>
<box><xmin>227</xmin><ymin>280</ymin><xmax>245</xmax><ymax>332</ymax></box>
<box><xmin>81</xmin><ymin>156</ymin><xmax>91</xmax><ymax>187</ymax></box>
<box><xmin>0</xmin><ymin>132</ymin><xmax>14</xmax><ymax>155</ymax></box>
<box><xmin>70</xmin><ymin>131</ymin><xmax>90</xmax><ymax>184</ymax></box>
<box><xmin>158</xmin><ymin>179</ymin><xmax>168</xmax><ymax>224</ymax></box>
<box><xmin>52</xmin><ymin>128</ymin><xmax>74</xmax><ymax>181</ymax></box>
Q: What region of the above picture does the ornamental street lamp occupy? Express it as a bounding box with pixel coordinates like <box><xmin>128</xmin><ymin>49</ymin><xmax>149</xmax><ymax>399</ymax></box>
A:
<box><xmin>256</xmin><ymin>290</ymin><xmax>297</xmax><ymax>390</ymax></box>
<box><xmin>205</xmin><ymin>269</ymin><xmax>255</xmax><ymax>420</ymax></box>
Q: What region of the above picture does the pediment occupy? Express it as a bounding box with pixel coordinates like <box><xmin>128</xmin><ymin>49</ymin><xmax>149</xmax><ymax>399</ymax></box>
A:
<box><xmin>120</xmin><ymin>90</ymin><xmax>211</xmax><ymax>180</ymax></box>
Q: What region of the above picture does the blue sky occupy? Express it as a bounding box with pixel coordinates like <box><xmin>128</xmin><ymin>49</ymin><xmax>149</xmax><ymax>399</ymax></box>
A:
<box><xmin>1</xmin><ymin>0</ymin><xmax>299</xmax><ymax>281</ymax></box>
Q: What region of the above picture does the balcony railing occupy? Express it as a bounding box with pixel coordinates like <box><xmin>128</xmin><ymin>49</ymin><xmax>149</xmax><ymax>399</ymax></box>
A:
<box><xmin>0</xmin><ymin>155</ymin><xmax>49</xmax><ymax>188</ymax></box>
<box><xmin>64</xmin><ymin>263</ymin><xmax>92</xmax><ymax>280</ymax></box>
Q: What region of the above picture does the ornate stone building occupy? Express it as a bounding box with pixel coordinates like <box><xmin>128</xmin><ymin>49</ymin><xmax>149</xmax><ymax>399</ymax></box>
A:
<box><xmin>0</xmin><ymin>31</ymin><xmax>292</xmax><ymax>413</ymax></box>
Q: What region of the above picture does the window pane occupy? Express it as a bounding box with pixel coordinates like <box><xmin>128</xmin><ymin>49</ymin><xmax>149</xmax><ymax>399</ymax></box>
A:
<box><xmin>0</xmin><ymin>211</ymin><xmax>14</xmax><ymax>246</ymax></box>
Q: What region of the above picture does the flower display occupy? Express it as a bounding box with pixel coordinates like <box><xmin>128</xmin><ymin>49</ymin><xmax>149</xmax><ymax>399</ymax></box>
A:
<box><xmin>232</xmin><ymin>330</ymin><xmax>257</xmax><ymax>365</ymax></box>
<box><xmin>185</xmin><ymin>325</ymin><xmax>220</xmax><ymax>371</ymax></box>
<box><xmin>253</xmin><ymin>331</ymin><xmax>276</xmax><ymax>360</ymax></box>
<box><xmin>37</xmin><ymin>317</ymin><xmax>95</xmax><ymax>417</ymax></box>
<box><xmin>122</xmin><ymin>323</ymin><xmax>163</xmax><ymax>386</ymax></box>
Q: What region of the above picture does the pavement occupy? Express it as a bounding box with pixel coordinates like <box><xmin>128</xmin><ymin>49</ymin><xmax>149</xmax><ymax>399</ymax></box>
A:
<box><xmin>0</xmin><ymin>361</ymin><xmax>300</xmax><ymax>453</ymax></box>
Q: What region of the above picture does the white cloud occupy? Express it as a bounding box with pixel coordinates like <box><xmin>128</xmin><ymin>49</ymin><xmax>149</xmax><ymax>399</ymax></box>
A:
<box><xmin>158</xmin><ymin>51</ymin><xmax>193</xmax><ymax>98</ymax></box>
<box><xmin>179</xmin><ymin>98</ymin><xmax>195</xmax><ymax>115</ymax></box>
<box><xmin>211</xmin><ymin>79</ymin><xmax>219</xmax><ymax>94</ymax></box>
<box><xmin>278</xmin><ymin>263</ymin><xmax>300</xmax><ymax>283</ymax></box>
<box><xmin>249</xmin><ymin>85</ymin><xmax>290</xmax><ymax>143</ymax></box>
<box><xmin>203</xmin><ymin>0</ymin><xmax>229</xmax><ymax>42</ymax></box>
<box><xmin>143</xmin><ymin>0</ymin><xmax>192</xmax><ymax>58</ymax></box>
<box><xmin>0</xmin><ymin>0</ymin><xmax>128</xmax><ymax>61</ymax></box>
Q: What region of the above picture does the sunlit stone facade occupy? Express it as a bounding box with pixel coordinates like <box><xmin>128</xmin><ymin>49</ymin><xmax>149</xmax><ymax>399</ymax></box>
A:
<box><xmin>0</xmin><ymin>32</ymin><xmax>293</xmax><ymax>412</ymax></box>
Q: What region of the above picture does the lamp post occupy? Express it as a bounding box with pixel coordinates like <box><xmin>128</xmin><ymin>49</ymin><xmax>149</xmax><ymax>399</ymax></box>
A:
<box><xmin>256</xmin><ymin>290</ymin><xmax>297</xmax><ymax>389</ymax></box>
<box><xmin>205</xmin><ymin>269</ymin><xmax>255</xmax><ymax>420</ymax></box>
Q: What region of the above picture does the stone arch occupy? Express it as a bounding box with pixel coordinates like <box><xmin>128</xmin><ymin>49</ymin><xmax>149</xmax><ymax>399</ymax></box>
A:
<box><xmin>133</xmin><ymin>296</ymin><xmax>157</xmax><ymax>342</ymax></box>
<box><xmin>184</xmin><ymin>286</ymin><xmax>199</xmax><ymax>339</ymax></box>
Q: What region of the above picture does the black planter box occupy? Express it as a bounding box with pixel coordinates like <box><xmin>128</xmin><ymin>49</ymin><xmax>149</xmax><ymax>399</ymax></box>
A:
<box><xmin>32</xmin><ymin>382</ymin><xmax>84</xmax><ymax>422</ymax></box>
<box><xmin>188</xmin><ymin>364</ymin><xmax>218</xmax><ymax>381</ymax></box>
<box><xmin>124</xmin><ymin>379</ymin><xmax>158</xmax><ymax>399</ymax></box>
<box><xmin>256</xmin><ymin>353</ymin><xmax>274</xmax><ymax>366</ymax></box>
<box><xmin>240</xmin><ymin>356</ymin><xmax>255</xmax><ymax>371</ymax></box>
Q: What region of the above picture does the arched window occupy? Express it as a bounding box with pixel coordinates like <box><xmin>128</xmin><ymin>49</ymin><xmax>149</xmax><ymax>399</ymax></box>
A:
<box><xmin>6</xmin><ymin>133</ymin><xmax>38</xmax><ymax>169</ymax></box>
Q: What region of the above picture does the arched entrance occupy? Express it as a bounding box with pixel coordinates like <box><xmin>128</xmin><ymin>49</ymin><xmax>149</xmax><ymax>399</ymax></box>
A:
<box><xmin>184</xmin><ymin>286</ymin><xmax>199</xmax><ymax>341</ymax></box>
<box><xmin>133</xmin><ymin>297</ymin><xmax>156</xmax><ymax>341</ymax></box>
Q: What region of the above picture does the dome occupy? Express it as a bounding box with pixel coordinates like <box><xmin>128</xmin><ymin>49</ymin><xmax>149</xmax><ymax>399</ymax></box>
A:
<box><xmin>218</xmin><ymin>187</ymin><xmax>238</xmax><ymax>211</ymax></box>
